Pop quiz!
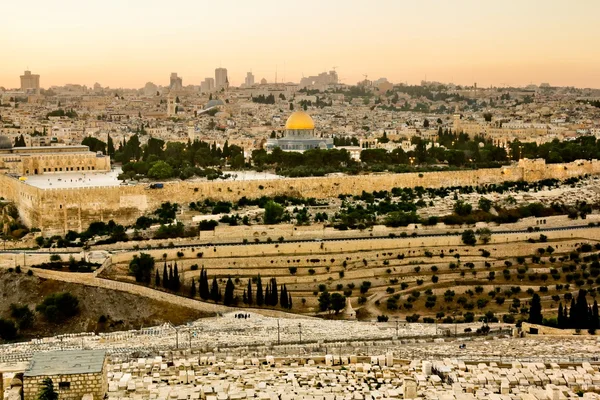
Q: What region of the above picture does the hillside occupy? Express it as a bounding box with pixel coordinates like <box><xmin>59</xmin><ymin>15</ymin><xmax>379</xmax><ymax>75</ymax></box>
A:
<box><xmin>0</xmin><ymin>269</ymin><xmax>211</xmax><ymax>341</ymax></box>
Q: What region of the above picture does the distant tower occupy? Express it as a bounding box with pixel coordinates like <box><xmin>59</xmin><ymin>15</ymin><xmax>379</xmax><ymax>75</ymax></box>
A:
<box><xmin>169</xmin><ymin>73</ymin><xmax>183</xmax><ymax>91</ymax></box>
<box><xmin>167</xmin><ymin>93</ymin><xmax>176</xmax><ymax>116</ymax></box>
<box><xmin>245</xmin><ymin>72</ymin><xmax>255</xmax><ymax>87</ymax></box>
<box><xmin>20</xmin><ymin>70</ymin><xmax>40</xmax><ymax>94</ymax></box>
<box><xmin>215</xmin><ymin>68</ymin><xmax>228</xmax><ymax>91</ymax></box>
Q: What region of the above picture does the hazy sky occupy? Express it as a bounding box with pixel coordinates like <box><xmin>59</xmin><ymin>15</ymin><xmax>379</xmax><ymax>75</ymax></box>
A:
<box><xmin>2</xmin><ymin>0</ymin><xmax>600</xmax><ymax>89</ymax></box>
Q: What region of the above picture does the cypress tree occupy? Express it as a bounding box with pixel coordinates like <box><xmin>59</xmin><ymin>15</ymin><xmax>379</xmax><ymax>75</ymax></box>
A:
<box><xmin>224</xmin><ymin>277</ymin><xmax>235</xmax><ymax>306</ymax></box>
<box><xmin>288</xmin><ymin>292</ymin><xmax>293</xmax><ymax>309</ymax></box>
<box><xmin>557</xmin><ymin>302</ymin><xmax>565</xmax><ymax>328</ymax></box>
<box><xmin>168</xmin><ymin>266</ymin><xmax>174</xmax><ymax>290</ymax></box>
<box><xmin>107</xmin><ymin>134</ymin><xmax>115</xmax><ymax>156</ymax></box>
<box><xmin>155</xmin><ymin>269</ymin><xmax>161</xmax><ymax>287</ymax></box>
<box><xmin>173</xmin><ymin>263</ymin><xmax>180</xmax><ymax>292</ymax></box>
<box><xmin>265</xmin><ymin>281</ymin><xmax>270</xmax><ymax>306</ymax></box>
<box><xmin>528</xmin><ymin>293</ymin><xmax>543</xmax><ymax>325</ymax></box>
<box><xmin>210</xmin><ymin>277</ymin><xmax>220</xmax><ymax>302</ymax></box>
<box><xmin>199</xmin><ymin>268</ymin><xmax>209</xmax><ymax>300</ymax></box>
<box><xmin>256</xmin><ymin>275</ymin><xmax>264</xmax><ymax>306</ymax></box>
<box><xmin>593</xmin><ymin>300</ymin><xmax>599</xmax><ymax>330</ymax></box>
<box><xmin>569</xmin><ymin>298</ymin><xmax>576</xmax><ymax>328</ymax></box>
<box><xmin>280</xmin><ymin>285</ymin><xmax>288</xmax><ymax>309</ymax></box>
<box><xmin>271</xmin><ymin>278</ymin><xmax>278</xmax><ymax>306</ymax></box>
<box><xmin>163</xmin><ymin>264</ymin><xmax>169</xmax><ymax>289</ymax></box>
<box><xmin>190</xmin><ymin>278</ymin><xmax>196</xmax><ymax>298</ymax></box>
<box><xmin>247</xmin><ymin>279</ymin><xmax>253</xmax><ymax>305</ymax></box>
<box><xmin>575</xmin><ymin>289</ymin><xmax>588</xmax><ymax>329</ymax></box>
<box><xmin>243</xmin><ymin>290</ymin><xmax>248</xmax><ymax>304</ymax></box>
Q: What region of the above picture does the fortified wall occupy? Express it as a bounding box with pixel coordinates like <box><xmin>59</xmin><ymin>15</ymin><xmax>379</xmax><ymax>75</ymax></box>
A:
<box><xmin>1</xmin><ymin>159</ymin><xmax>599</xmax><ymax>235</ymax></box>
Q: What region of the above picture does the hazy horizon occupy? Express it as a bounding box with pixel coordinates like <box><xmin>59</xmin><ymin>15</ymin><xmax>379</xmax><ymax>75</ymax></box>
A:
<box><xmin>2</xmin><ymin>0</ymin><xmax>600</xmax><ymax>90</ymax></box>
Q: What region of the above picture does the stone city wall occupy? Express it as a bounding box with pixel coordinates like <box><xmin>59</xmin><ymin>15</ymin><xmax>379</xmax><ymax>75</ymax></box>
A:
<box><xmin>2</xmin><ymin>159</ymin><xmax>600</xmax><ymax>235</ymax></box>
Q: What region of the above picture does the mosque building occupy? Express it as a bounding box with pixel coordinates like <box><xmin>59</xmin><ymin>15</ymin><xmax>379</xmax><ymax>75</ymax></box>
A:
<box><xmin>0</xmin><ymin>135</ymin><xmax>110</xmax><ymax>176</ymax></box>
<box><xmin>266</xmin><ymin>111</ymin><xmax>333</xmax><ymax>152</ymax></box>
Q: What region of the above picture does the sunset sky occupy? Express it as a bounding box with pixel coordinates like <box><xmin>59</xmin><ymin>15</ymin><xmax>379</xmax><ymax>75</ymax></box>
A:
<box><xmin>2</xmin><ymin>0</ymin><xmax>599</xmax><ymax>89</ymax></box>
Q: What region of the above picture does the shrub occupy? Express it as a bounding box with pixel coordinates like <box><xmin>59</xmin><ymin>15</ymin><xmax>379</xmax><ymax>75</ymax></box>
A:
<box><xmin>0</xmin><ymin>319</ymin><xmax>18</xmax><ymax>341</ymax></box>
<box><xmin>406</xmin><ymin>314</ymin><xmax>420</xmax><ymax>323</ymax></box>
<box><xmin>377</xmin><ymin>315</ymin><xmax>389</xmax><ymax>322</ymax></box>
<box><xmin>36</xmin><ymin>292</ymin><xmax>79</xmax><ymax>322</ymax></box>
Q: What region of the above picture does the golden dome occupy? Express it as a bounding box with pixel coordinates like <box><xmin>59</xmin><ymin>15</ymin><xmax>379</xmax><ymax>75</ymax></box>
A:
<box><xmin>285</xmin><ymin>111</ymin><xmax>315</xmax><ymax>130</ymax></box>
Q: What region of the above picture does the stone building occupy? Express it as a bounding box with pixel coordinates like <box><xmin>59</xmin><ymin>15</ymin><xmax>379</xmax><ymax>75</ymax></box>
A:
<box><xmin>265</xmin><ymin>111</ymin><xmax>333</xmax><ymax>152</ymax></box>
<box><xmin>23</xmin><ymin>350</ymin><xmax>107</xmax><ymax>400</ymax></box>
<box><xmin>0</xmin><ymin>139</ymin><xmax>110</xmax><ymax>176</ymax></box>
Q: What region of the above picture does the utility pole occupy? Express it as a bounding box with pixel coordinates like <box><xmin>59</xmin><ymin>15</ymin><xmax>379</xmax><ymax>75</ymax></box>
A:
<box><xmin>395</xmin><ymin>320</ymin><xmax>399</xmax><ymax>337</ymax></box>
<box><xmin>299</xmin><ymin>322</ymin><xmax>302</xmax><ymax>343</ymax></box>
<box><xmin>277</xmin><ymin>319</ymin><xmax>280</xmax><ymax>345</ymax></box>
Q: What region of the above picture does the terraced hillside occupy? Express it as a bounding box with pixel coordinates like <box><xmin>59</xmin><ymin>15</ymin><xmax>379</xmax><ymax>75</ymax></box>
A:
<box><xmin>103</xmin><ymin>226</ymin><xmax>600</xmax><ymax>324</ymax></box>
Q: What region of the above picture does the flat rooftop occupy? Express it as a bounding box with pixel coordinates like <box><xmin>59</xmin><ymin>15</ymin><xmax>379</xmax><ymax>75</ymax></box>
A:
<box><xmin>23</xmin><ymin>168</ymin><xmax>123</xmax><ymax>189</ymax></box>
<box><xmin>21</xmin><ymin>169</ymin><xmax>282</xmax><ymax>189</ymax></box>
<box><xmin>24</xmin><ymin>350</ymin><xmax>106</xmax><ymax>377</ymax></box>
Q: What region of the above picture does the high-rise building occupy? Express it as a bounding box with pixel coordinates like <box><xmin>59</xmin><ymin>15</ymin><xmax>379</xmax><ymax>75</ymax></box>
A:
<box><xmin>200</xmin><ymin>78</ymin><xmax>215</xmax><ymax>93</ymax></box>
<box><xmin>215</xmin><ymin>68</ymin><xmax>228</xmax><ymax>91</ymax></box>
<box><xmin>244</xmin><ymin>72</ymin><xmax>255</xmax><ymax>87</ymax></box>
<box><xmin>20</xmin><ymin>70</ymin><xmax>40</xmax><ymax>94</ymax></box>
<box><xmin>169</xmin><ymin>73</ymin><xmax>183</xmax><ymax>91</ymax></box>
<box><xmin>299</xmin><ymin>70</ymin><xmax>338</xmax><ymax>89</ymax></box>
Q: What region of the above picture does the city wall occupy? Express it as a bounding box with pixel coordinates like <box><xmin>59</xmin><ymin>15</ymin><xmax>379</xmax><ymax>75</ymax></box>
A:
<box><xmin>1</xmin><ymin>159</ymin><xmax>599</xmax><ymax>235</ymax></box>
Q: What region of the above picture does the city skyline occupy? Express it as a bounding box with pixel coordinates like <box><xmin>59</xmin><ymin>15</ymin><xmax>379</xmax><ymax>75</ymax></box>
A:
<box><xmin>1</xmin><ymin>0</ymin><xmax>600</xmax><ymax>89</ymax></box>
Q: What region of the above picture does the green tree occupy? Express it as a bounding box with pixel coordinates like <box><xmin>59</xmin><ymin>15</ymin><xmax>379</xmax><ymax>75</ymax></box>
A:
<box><xmin>148</xmin><ymin>161</ymin><xmax>173</xmax><ymax>179</ymax></box>
<box><xmin>476</xmin><ymin>228</ymin><xmax>492</xmax><ymax>244</ymax></box>
<box><xmin>14</xmin><ymin>134</ymin><xmax>26</xmax><ymax>147</ymax></box>
<box><xmin>318</xmin><ymin>291</ymin><xmax>331</xmax><ymax>312</ymax></box>
<box><xmin>263</xmin><ymin>201</ymin><xmax>285</xmax><ymax>224</ymax></box>
<box><xmin>330</xmin><ymin>293</ymin><xmax>346</xmax><ymax>314</ymax></box>
<box><xmin>454</xmin><ymin>200</ymin><xmax>472</xmax><ymax>216</ymax></box>
<box><xmin>38</xmin><ymin>377</ymin><xmax>58</xmax><ymax>400</ymax></box>
<box><xmin>478</xmin><ymin>197</ymin><xmax>492</xmax><ymax>212</ymax></box>
<box><xmin>129</xmin><ymin>253</ymin><xmax>155</xmax><ymax>283</ymax></box>
<box><xmin>82</xmin><ymin>136</ymin><xmax>107</xmax><ymax>154</ymax></box>
<box><xmin>461</xmin><ymin>229</ymin><xmax>477</xmax><ymax>246</ymax></box>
